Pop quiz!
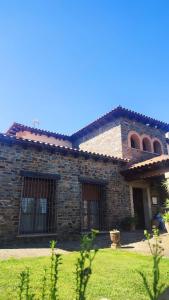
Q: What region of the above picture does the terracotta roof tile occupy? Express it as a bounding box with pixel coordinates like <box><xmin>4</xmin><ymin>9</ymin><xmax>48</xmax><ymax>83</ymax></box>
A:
<box><xmin>6</xmin><ymin>122</ymin><xmax>71</xmax><ymax>141</ymax></box>
<box><xmin>128</xmin><ymin>155</ymin><xmax>169</xmax><ymax>170</ymax></box>
<box><xmin>0</xmin><ymin>133</ymin><xmax>127</xmax><ymax>164</ymax></box>
<box><xmin>71</xmin><ymin>106</ymin><xmax>169</xmax><ymax>139</ymax></box>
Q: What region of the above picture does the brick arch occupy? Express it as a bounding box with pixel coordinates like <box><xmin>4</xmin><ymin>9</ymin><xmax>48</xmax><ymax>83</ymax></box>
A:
<box><xmin>128</xmin><ymin>131</ymin><xmax>141</xmax><ymax>150</ymax></box>
<box><xmin>152</xmin><ymin>138</ymin><xmax>163</xmax><ymax>154</ymax></box>
<box><xmin>141</xmin><ymin>135</ymin><xmax>152</xmax><ymax>152</ymax></box>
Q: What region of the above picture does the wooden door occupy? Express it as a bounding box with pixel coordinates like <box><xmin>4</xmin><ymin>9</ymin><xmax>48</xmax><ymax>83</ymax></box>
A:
<box><xmin>82</xmin><ymin>183</ymin><xmax>102</xmax><ymax>231</ymax></box>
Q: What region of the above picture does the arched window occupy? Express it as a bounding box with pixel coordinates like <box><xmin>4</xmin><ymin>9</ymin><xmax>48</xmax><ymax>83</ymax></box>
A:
<box><xmin>130</xmin><ymin>134</ymin><xmax>140</xmax><ymax>149</ymax></box>
<box><xmin>142</xmin><ymin>137</ymin><xmax>152</xmax><ymax>152</ymax></box>
<box><xmin>153</xmin><ymin>140</ymin><xmax>162</xmax><ymax>154</ymax></box>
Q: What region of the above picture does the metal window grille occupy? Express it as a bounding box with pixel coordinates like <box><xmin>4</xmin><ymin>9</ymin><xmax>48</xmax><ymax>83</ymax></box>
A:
<box><xmin>81</xmin><ymin>183</ymin><xmax>104</xmax><ymax>231</ymax></box>
<box><xmin>19</xmin><ymin>176</ymin><xmax>57</xmax><ymax>234</ymax></box>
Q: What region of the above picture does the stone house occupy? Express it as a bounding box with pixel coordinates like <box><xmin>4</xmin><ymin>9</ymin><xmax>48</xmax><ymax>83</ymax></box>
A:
<box><xmin>1</xmin><ymin>106</ymin><xmax>169</xmax><ymax>243</ymax></box>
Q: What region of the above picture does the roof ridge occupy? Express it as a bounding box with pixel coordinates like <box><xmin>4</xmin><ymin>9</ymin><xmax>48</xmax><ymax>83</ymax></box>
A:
<box><xmin>71</xmin><ymin>106</ymin><xmax>169</xmax><ymax>139</ymax></box>
<box><xmin>6</xmin><ymin>122</ymin><xmax>71</xmax><ymax>141</ymax></box>
<box><xmin>6</xmin><ymin>106</ymin><xmax>169</xmax><ymax>142</ymax></box>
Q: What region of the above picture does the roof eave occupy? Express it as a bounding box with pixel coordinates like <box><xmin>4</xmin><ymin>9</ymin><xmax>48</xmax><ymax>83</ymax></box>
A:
<box><xmin>71</xmin><ymin>106</ymin><xmax>169</xmax><ymax>140</ymax></box>
<box><xmin>6</xmin><ymin>122</ymin><xmax>72</xmax><ymax>141</ymax></box>
<box><xmin>0</xmin><ymin>133</ymin><xmax>128</xmax><ymax>164</ymax></box>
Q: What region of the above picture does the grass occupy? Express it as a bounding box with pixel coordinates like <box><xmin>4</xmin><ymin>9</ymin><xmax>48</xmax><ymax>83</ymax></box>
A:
<box><xmin>0</xmin><ymin>249</ymin><xmax>169</xmax><ymax>300</ymax></box>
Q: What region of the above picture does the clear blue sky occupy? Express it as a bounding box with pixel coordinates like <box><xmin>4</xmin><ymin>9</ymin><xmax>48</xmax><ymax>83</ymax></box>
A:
<box><xmin>0</xmin><ymin>1</ymin><xmax>169</xmax><ymax>134</ymax></box>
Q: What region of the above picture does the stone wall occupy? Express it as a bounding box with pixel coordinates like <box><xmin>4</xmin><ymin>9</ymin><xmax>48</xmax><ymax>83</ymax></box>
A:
<box><xmin>120</xmin><ymin>118</ymin><xmax>168</xmax><ymax>162</ymax></box>
<box><xmin>0</xmin><ymin>141</ymin><xmax>131</xmax><ymax>243</ymax></box>
<box><xmin>74</xmin><ymin>117</ymin><xmax>168</xmax><ymax>162</ymax></box>
<box><xmin>74</xmin><ymin>119</ymin><xmax>123</xmax><ymax>158</ymax></box>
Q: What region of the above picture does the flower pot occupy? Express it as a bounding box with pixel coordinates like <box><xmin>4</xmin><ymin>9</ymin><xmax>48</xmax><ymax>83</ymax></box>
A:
<box><xmin>165</xmin><ymin>222</ymin><xmax>169</xmax><ymax>233</ymax></box>
<box><xmin>109</xmin><ymin>230</ymin><xmax>121</xmax><ymax>249</ymax></box>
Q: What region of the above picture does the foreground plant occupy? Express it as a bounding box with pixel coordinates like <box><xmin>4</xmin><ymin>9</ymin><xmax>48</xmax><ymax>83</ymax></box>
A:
<box><xmin>138</xmin><ymin>228</ymin><xmax>165</xmax><ymax>300</ymax></box>
<box><xmin>75</xmin><ymin>229</ymin><xmax>99</xmax><ymax>300</ymax></box>
<box><xmin>18</xmin><ymin>240</ymin><xmax>62</xmax><ymax>300</ymax></box>
<box><xmin>18</xmin><ymin>268</ymin><xmax>34</xmax><ymax>300</ymax></box>
<box><xmin>49</xmin><ymin>241</ymin><xmax>62</xmax><ymax>300</ymax></box>
<box><xmin>162</xmin><ymin>179</ymin><xmax>169</xmax><ymax>195</ymax></box>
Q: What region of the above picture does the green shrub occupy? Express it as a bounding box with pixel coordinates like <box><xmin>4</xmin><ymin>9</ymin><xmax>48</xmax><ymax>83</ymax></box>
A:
<box><xmin>17</xmin><ymin>230</ymin><xmax>98</xmax><ymax>300</ymax></box>
<box><xmin>163</xmin><ymin>211</ymin><xmax>169</xmax><ymax>222</ymax></box>
<box><xmin>138</xmin><ymin>228</ymin><xmax>165</xmax><ymax>300</ymax></box>
<box><xmin>75</xmin><ymin>229</ymin><xmax>98</xmax><ymax>300</ymax></box>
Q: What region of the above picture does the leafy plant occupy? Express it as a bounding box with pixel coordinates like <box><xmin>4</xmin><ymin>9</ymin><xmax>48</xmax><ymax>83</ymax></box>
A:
<box><xmin>41</xmin><ymin>268</ymin><xmax>47</xmax><ymax>300</ymax></box>
<box><xmin>162</xmin><ymin>179</ymin><xmax>169</xmax><ymax>194</ymax></box>
<box><xmin>138</xmin><ymin>228</ymin><xmax>165</xmax><ymax>300</ymax></box>
<box><xmin>17</xmin><ymin>232</ymin><xmax>99</xmax><ymax>300</ymax></box>
<box><xmin>164</xmin><ymin>199</ymin><xmax>169</xmax><ymax>209</ymax></box>
<box><xmin>18</xmin><ymin>268</ymin><xmax>34</xmax><ymax>300</ymax></box>
<box><xmin>75</xmin><ymin>229</ymin><xmax>99</xmax><ymax>300</ymax></box>
<box><xmin>49</xmin><ymin>241</ymin><xmax>62</xmax><ymax>300</ymax></box>
<box><xmin>18</xmin><ymin>240</ymin><xmax>62</xmax><ymax>300</ymax></box>
<box><xmin>162</xmin><ymin>211</ymin><xmax>169</xmax><ymax>223</ymax></box>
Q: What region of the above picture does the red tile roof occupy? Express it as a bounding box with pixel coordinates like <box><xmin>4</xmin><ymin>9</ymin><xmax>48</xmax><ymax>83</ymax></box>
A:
<box><xmin>128</xmin><ymin>155</ymin><xmax>169</xmax><ymax>170</ymax></box>
<box><xmin>6</xmin><ymin>122</ymin><xmax>71</xmax><ymax>141</ymax></box>
<box><xmin>7</xmin><ymin>107</ymin><xmax>169</xmax><ymax>143</ymax></box>
<box><xmin>0</xmin><ymin>133</ymin><xmax>127</xmax><ymax>163</ymax></box>
<box><xmin>71</xmin><ymin>106</ymin><xmax>169</xmax><ymax>139</ymax></box>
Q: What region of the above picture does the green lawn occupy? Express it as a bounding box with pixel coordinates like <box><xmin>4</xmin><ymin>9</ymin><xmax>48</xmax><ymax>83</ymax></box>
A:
<box><xmin>0</xmin><ymin>249</ymin><xmax>169</xmax><ymax>300</ymax></box>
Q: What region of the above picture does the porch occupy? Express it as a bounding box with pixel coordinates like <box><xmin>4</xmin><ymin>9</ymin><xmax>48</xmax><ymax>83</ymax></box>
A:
<box><xmin>121</xmin><ymin>155</ymin><xmax>169</xmax><ymax>230</ymax></box>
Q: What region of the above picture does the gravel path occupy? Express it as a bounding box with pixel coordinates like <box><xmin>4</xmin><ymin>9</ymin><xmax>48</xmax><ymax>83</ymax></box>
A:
<box><xmin>121</xmin><ymin>232</ymin><xmax>169</xmax><ymax>257</ymax></box>
<box><xmin>0</xmin><ymin>232</ymin><xmax>168</xmax><ymax>259</ymax></box>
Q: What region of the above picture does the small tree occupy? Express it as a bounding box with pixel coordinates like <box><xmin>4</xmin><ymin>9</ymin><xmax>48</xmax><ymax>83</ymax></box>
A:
<box><xmin>75</xmin><ymin>229</ymin><xmax>99</xmax><ymax>300</ymax></box>
<box><xmin>138</xmin><ymin>228</ymin><xmax>165</xmax><ymax>300</ymax></box>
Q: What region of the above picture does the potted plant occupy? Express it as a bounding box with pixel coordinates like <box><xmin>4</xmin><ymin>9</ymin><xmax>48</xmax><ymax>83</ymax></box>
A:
<box><xmin>163</xmin><ymin>212</ymin><xmax>169</xmax><ymax>233</ymax></box>
<box><xmin>109</xmin><ymin>229</ymin><xmax>121</xmax><ymax>249</ymax></box>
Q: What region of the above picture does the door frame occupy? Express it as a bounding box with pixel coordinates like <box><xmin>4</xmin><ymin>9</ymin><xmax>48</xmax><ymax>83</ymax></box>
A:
<box><xmin>129</xmin><ymin>181</ymin><xmax>152</xmax><ymax>229</ymax></box>
<box><xmin>80</xmin><ymin>181</ymin><xmax>105</xmax><ymax>232</ymax></box>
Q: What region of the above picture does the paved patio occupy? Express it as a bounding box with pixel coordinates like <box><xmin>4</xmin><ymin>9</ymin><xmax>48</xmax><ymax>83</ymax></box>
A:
<box><xmin>0</xmin><ymin>231</ymin><xmax>168</xmax><ymax>259</ymax></box>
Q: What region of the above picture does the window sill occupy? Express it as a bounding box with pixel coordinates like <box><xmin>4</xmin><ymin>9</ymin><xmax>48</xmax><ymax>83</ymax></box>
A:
<box><xmin>17</xmin><ymin>233</ymin><xmax>57</xmax><ymax>238</ymax></box>
<box><xmin>81</xmin><ymin>231</ymin><xmax>109</xmax><ymax>234</ymax></box>
<box><xmin>130</xmin><ymin>147</ymin><xmax>161</xmax><ymax>155</ymax></box>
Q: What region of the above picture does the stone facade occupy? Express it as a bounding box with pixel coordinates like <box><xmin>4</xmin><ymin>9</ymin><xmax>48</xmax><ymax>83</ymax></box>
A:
<box><xmin>74</xmin><ymin>117</ymin><xmax>168</xmax><ymax>162</ymax></box>
<box><xmin>74</xmin><ymin>119</ymin><xmax>123</xmax><ymax>158</ymax></box>
<box><xmin>120</xmin><ymin>118</ymin><xmax>168</xmax><ymax>161</ymax></box>
<box><xmin>0</xmin><ymin>140</ymin><xmax>130</xmax><ymax>243</ymax></box>
<box><xmin>1</xmin><ymin>107</ymin><xmax>169</xmax><ymax>243</ymax></box>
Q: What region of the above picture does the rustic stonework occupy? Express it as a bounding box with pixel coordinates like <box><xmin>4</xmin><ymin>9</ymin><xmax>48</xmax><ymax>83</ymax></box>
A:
<box><xmin>120</xmin><ymin>118</ymin><xmax>168</xmax><ymax>162</ymax></box>
<box><xmin>74</xmin><ymin>119</ymin><xmax>123</xmax><ymax>158</ymax></box>
<box><xmin>1</xmin><ymin>108</ymin><xmax>169</xmax><ymax>244</ymax></box>
<box><xmin>0</xmin><ymin>141</ymin><xmax>131</xmax><ymax>243</ymax></box>
<box><xmin>75</xmin><ymin>116</ymin><xmax>168</xmax><ymax>162</ymax></box>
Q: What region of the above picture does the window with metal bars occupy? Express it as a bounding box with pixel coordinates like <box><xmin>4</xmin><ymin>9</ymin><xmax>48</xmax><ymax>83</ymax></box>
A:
<box><xmin>81</xmin><ymin>183</ymin><xmax>104</xmax><ymax>231</ymax></box>
<box><xmin>19</xmin><ymin>175</ymin><xmax>57</xmax><ymax>235</ymax></box>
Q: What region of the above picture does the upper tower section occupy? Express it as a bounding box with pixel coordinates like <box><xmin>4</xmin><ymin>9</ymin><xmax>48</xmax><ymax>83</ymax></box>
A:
<box><xmin>71</xmin><ymin>106</ymin><xmax>169</xmax><ymax>162</ymax></box>
<box><xmin>6</xmin><ymin>107</ymin><xmax>169</xmax><ymax>163</ymax></box>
